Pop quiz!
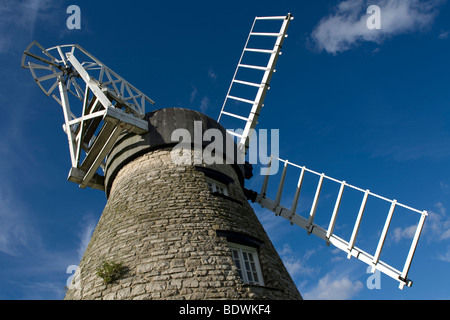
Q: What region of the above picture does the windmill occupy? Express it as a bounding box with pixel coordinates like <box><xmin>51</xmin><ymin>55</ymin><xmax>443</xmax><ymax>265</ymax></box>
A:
<box><xmin>22</xmin><ymin>13</ymin><xmax>426</xmax><ymax>300</ymax></box>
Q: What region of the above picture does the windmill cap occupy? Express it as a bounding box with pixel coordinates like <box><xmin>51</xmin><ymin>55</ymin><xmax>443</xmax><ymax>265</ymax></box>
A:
<box><xmin>104</xmin><ymin>107</ymin><xmax>246</xmax><ymax>198</ymax></box>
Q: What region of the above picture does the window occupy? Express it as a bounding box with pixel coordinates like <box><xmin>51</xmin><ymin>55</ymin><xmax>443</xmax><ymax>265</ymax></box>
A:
<box><xmin>229</xmin><ymin>243</ymin><xmax>264</xmax><ymax>286</ymax></box>
<box><xmin>206</xmin><ymin>178</ymin><xmax>229</xmax><ymax>196</ymax></box>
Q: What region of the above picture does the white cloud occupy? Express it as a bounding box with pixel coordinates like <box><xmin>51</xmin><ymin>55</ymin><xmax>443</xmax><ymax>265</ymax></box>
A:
<box><xmin>425</xmin><ymin>202</ymin><xmax>450</xmax><ymax>242</ymax></box>
<box><xmin>311</xmin><ymin>0</ymin><xmax>444</xmax><ymax>54</ymax></box>
<box><xmin>189</xmin><ymin>86</ymin><xmax>211</xmax><ymax>112</ymax></box>
<box><xmin>76</xmin><ymin>216</ymin><xmax>96</xmax><ymax>260</ymax></box>
<box><xmin>0</xmin><ymin>186</ymin><xmax>42</xmax><ymax>256</ymax></box>
<box><xmin>392</xmin><ymin>202</ymin><xmax>450</xmax><ymax>244</ymax></box>
<box><xmin>199</xmin><ymin>96</ymin><xmax>210</xmax><ymax>112</ymax></box>
<box><xmin>255</xmin><ymin>207</ymin><xmax>288</xmax><ymax>240</ymax></box>
<box><xmin>330</xmin><ymin>247</ymin><xmax>345</xmax><ymax>262</ymax></box>
<box><xmin>393</xmin><ymin>224</ymin><xmax>417</xmax><ymax>243</ymax></box>
<box><xmin>437</xmin><ymin>245</ymin><xmax>450</xmax><ymax>262</ymax></box>
<box><xmin>189</xmin><ymin>84</ymin><xmax>198</xmax><ymax>103</ymax></box>
<box><xmin>0</xmin><ymin>0</ymin><xmax>59</xmax><ymax>53</ymax></box>
<box><xmin>283</xmin><ymin>259</ymin><xmax>303</xmax><ymax>277</ymax></box>
<box><xmin>439</xmin><ymin>30</ymin><xmax>450</xmax><ymax>39</ymax></box>
<box><xmin>440</xmin><ymin>181</ymin><xmax>450</xmax><ymax>194</ymax></box>
<box><xmin>255</xmin><ymin>209</ymin><xmax>319</xmax><ymax>279</ymax></box>
<box><xmin>279</xmin><ymin>244</ymin><xmax>317</xmax><ymax>278</ymax></box>
<box><xmin>208</xmin><ymin>67</ymin><xmax>217</xmax><ymax>82</ymax></box>
<box><xmin>302</xmin><ymin>272</ymin><xmax>363</xmax><ymax>300</ymax></box>
<box><xmin>371</xmin><ymin>139</ymin><xmax>450</xmax><ymax>162</ymax></box>
<box><xmin>435</xmin><ymin>201</ymin><xmax>446</xmax><ymax>215</ymax></box>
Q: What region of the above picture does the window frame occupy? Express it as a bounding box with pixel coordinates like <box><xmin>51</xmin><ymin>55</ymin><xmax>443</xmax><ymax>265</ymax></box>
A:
<box><xmin>206</xmin><ymin>177</ymin><xmax>229</xmax><ymax>196</ymax></box>
<box><xmin>228</xmin><ymin>243</ymin><xmax>264</xmax><ymax>286</ymax></box>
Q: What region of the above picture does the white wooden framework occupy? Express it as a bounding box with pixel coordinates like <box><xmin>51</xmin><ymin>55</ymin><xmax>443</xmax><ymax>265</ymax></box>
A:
<box><xmin>255</xmin><ymin>156</ymin><xmax>428</xmax><ymax>289</ymax></box>
<box><xmin>21</xmin><ymin>41</ymin><xmax>155</xmax><ymax>190</ymax></box>
<box><xmin>215</xmin><ymin>14</ymin><xmax>427</xmax><ymax>290</ymax></box>
<box><xmin>217</xmin><ymin>14</ymin><xmax>293</xmax><ymax>154</ymax></box>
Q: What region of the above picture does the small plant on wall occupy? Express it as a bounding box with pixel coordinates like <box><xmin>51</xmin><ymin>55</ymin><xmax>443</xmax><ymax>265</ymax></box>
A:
<box><xmin>96</xmin><ymin>261</ymin><xmax>127</xmax><ymax>285</ymax></box>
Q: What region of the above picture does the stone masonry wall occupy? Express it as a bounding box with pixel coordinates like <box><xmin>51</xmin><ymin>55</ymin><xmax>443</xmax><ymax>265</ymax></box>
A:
<box><xmin>64</xmin><ymin>148</ymin><xmax>302</xmax><ymax>300</ymax></box>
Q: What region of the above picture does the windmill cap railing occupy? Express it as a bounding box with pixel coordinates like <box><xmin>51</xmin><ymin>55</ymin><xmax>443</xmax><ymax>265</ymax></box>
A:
<box><xmin>22</xmin><ymin>41</ymin><xmax>156</xmax><ymax>190</ymax></box>
<box><xmin>22</xmin><ymin>41</ymin><xmax>154</xmax><ymax>119</ymax></box>
<box><xmin>255</xmin><ymin>156</ymin><xmax>427</xmax><ymax>289</ymax></box>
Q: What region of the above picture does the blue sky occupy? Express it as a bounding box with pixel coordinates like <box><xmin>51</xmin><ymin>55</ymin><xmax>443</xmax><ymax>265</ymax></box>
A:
<box><xmin>0</xmin><ymin>0</ymin><xmax>449</xmax><ymax>300</ymax></box>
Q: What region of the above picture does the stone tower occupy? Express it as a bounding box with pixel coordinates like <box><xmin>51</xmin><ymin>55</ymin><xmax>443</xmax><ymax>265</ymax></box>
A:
<box><xmin>64</xmin><ymin>107</ymin><xmax>302</xmax><ymax>300</ymax></box>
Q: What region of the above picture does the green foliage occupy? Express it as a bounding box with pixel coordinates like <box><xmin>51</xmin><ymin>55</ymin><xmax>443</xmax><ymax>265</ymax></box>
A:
<box><xmin>96</xmin><ymin>261</ymin><xmax>127</xmax><ymax>285</ymax></box>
